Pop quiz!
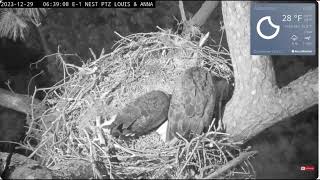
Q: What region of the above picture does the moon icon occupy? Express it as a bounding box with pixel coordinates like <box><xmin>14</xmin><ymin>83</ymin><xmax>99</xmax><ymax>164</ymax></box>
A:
<box><xmin>256</xmin><ymin>16</ymin><xmax>280</xmax><ymax>40</ymax></box>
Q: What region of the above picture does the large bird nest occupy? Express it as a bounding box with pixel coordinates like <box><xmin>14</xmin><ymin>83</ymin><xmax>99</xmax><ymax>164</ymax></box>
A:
<box><xmin>23</xmin><ymin>27</ymin><xmax>256</xmax><ymax>179</ymax></box>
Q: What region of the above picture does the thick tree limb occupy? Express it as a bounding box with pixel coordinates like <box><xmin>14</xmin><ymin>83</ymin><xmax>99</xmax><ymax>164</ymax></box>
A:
<box><xmin>277</xmin><ymin>68</ymin><xmax>318</xmax><ymax>119</ymax></box>
<box><xmin>228</xmin><ymin>68</ymin><xmax>318</xmax><ymax>142</ymax></box>
<box><xmin>189</xmin><ymin>1</ymin><xmax>220</xmax><ymax>27</ymax></box>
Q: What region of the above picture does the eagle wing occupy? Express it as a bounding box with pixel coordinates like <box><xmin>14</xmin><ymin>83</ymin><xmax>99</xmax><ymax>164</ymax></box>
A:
<box><xmin>110</xmin><ymin>91</ymin><xmax>170</xmax><ymax>138</ymax></box>
<box><xmin>167</xmin><ymin>67</ymin><xmax>216</xmax><ymax>141</ymax></box>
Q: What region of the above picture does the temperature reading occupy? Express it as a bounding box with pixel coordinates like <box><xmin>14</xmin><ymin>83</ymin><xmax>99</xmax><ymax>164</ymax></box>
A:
<box><xmin>282</xmin><ymin>14</ymin><xmax>303</xmax><ymax>22</ymax></box>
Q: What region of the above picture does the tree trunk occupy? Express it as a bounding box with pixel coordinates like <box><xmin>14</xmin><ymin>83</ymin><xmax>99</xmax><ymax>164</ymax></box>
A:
<box><xmin>221</xmin><ymin>1</ymin><xmax>318</xmax><ymax>142</ymax></box>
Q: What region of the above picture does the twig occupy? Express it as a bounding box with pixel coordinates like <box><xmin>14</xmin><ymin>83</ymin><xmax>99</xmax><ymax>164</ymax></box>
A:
<box><xmin>84</xmin><ymin>129</ymin><xmax>103</xmax><ymax>179</ymax></box>
<box><xmin>26</xmin><ymin>135</ymin><xmax>51</xmax><ymax>160</ymax></box>
<box><xmin>204</xmin><ymin>151</ymin><xmax>258</xmax><ymax>179</ymax></box>
<box><xmin>95</xmin><ymin>116</ymin><xmax>106</xmax><ymax>146</ymax></box>
<box><xmin>177</xmin><ymin>139</ymin><xmax>200</xmax><ymax>177</ymax></box>
<box><xmin>114</xmin><ymin>31</ymin><xmax>132</xmax><ymax>42</ymax></box>
<box><xmin>179</xmin><ymin>1</ymin><xmax>187</xmax><ymax>22</ymax></box>
<box><xmin>4</xmin><ymin>80</ymin><xmax>14</xmax><ymax>93</ymax></box>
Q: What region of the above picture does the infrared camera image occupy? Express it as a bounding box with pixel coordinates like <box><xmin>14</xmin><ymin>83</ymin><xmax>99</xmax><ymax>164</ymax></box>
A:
<box><xmin>0</xmin><ymin>1</ymin><xmax>318</xmax><ymax>179</ymax></box>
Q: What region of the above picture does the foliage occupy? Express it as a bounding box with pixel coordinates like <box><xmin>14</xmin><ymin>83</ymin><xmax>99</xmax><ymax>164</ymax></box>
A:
<box><xmin>0</xmin><ymin>8</ymin><xmax>46</xmax><ymax>40</ymax></box>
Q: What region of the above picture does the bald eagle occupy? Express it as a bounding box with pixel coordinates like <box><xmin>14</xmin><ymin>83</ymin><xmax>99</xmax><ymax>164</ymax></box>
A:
<box><xmin>166</xmin><ymin>67</ymin><xmax>216</xmax><ymax>141</ymax></box>
<box><xmin>109</xmin><ymin>90</ymin><xmax>170</xmax><ymax>138</ymax></box>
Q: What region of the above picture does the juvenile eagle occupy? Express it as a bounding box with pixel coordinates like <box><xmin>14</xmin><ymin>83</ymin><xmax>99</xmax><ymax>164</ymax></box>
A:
<box><xmin>166</xmin><ymin>67</ymin><xmax>216</xmax><ymax>141</ymax></box>
<box><xmin>109</xmin><ymin>90</ymin><xmax>170</xmax><ymax>138</ymax></box>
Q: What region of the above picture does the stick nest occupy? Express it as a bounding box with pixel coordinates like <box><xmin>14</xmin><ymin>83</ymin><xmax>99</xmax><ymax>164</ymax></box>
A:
<box><xmin>23</xmin><ymin>27</ymin><xmax>256</xmax><ymax>179</ymax></box>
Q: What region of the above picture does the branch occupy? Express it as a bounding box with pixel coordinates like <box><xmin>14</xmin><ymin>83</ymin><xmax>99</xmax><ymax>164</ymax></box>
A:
<box><xmin>189</xmin><ymin>1</ymin><xmax>220</xmax><ymax>27</ymax></box>
<box><xmin>204</xmin><ymin>151</ymin><xmax>257</xmax><ymax>179</ymax></box>
<box><xmin>277</xmin><ymin>68</ymin><xmax>318</xmax><ymax>117</ymax></box>
<box><xmin>228</xmin><ymin>68</ymin><xmax>318</xmax><ymax>142</ymax></box>
<box><xmin>179</xmin><ymin>1</ymin><xmax>187</xmax><ymax>22</ymax></box>
<box><xmin>0</xmin><ymin>88</ymin><xmax>41</xmax><ymax>115</ymax></box>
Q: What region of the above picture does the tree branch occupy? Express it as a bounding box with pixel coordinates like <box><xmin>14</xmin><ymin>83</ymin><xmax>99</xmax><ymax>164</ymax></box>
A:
<box><xmin>179</xmin><ymin>1</ymin><xmax>187</xmax><ymax>22</ymax></box>
<box><xmin>238</xmin><ymin>68</ymin><xmax>318</xmax><ymax>141</ymax></box>
<box><xmin>189</xmin><ymin>1</ymin><xmax>220</xmax><ymax>27</ymax></box>
<box><xmin>204</xmin><ymin>151</ymin><xmax>257</xmax><ymax>179</ymax></box>
<box><xmin>279</xmin><ymin>68</ymin><xmax>318</xmax><ymax>110</ymax></box>
<box><xmin>0</xmin><ymin>88</ymin><xmax>40</xmax><ymax>115</ymax></box>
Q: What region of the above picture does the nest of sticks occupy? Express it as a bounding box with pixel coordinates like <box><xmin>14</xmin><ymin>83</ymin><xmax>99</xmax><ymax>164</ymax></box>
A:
<box><xmin>22</xmin><ymin>26</ymin><xmax>256</xmax><ymax>179</ymax></box>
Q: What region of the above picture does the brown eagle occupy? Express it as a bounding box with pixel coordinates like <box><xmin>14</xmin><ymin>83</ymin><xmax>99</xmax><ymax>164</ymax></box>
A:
<box><xmin>166</xmin><ymin>67</ymin><xmax>216</xmax><ymax>141</ymax></box>
<box><xmin>109</xmin><ymin>90</ymin><xmax>170</xmax><ymax>138</ymax></box>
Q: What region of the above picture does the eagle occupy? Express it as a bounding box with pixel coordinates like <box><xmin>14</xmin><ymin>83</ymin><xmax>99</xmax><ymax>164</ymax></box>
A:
<box><xmin>109</xmin><ymin>90</ymin><xmax>170</xmax><ymax>138</ymax></box>
<box><xmin>166</xmin><ymin>67</ymin><xmax>216</xmax><ymax>141</ymax></box>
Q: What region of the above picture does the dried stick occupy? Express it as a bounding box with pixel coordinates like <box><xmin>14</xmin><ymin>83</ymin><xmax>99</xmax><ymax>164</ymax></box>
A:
<box><xmin>204</xmin><ymin>151</ymin><xmax>257</xmax><ymax>179</ymax></box>
<box><xmin>179</xmin><ymin>1</ymin><xmax>187</xmax><ymax>22</ymax></box>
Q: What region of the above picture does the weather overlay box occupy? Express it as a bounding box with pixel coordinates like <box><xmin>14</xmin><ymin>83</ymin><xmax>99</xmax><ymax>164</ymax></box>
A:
<box><xmin>251</xmin><ymin>3</ymin><xmax>316</xmax><ymax>55</ymax></box>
